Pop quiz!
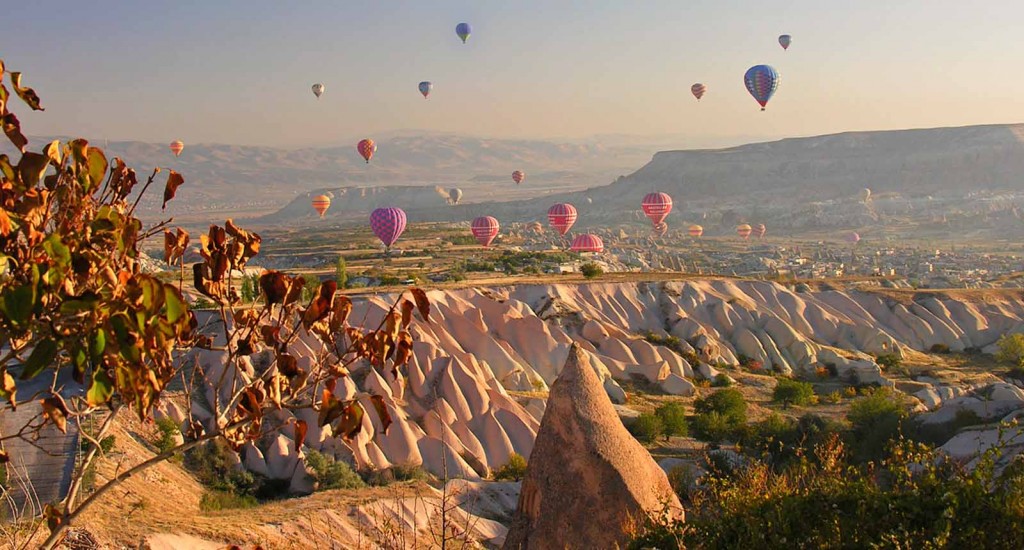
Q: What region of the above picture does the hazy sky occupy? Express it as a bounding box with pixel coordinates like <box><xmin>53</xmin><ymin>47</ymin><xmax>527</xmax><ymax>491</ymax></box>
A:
<box><xmin>4</xmin><ymin>0</ymin><xmax>1023</xmax><ymax>148</ymax></box>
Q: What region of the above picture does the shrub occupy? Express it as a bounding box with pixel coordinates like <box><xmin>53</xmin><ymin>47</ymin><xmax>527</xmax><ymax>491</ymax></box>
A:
<box><xmin>335</xmin><ymin>255</ymin><xmax>348</xmax><ymax>288</ymax></box>
<box><xmin>847</xmin><ymin>388</ymin><xmax>907</xmax><ymax>463</ymax></box>
<box><xmin>199</xmin><ymin>491</ymin><xmax>258</xmax><ymax>512</ymax></box>
<box><xmin>875</xmin><ymin>353</ymin><xmax>902</xmax><ymax>370</ymax></box>
<box><xmin>304</xmin><ymin>450</ymin><xmax>365</xmax><ymax>490</ymax></box>
<box><xmin>712</xmin><ymin>374</ymin><xmax>733</xmax><ymax>387</ymax></box>
<box><xmin>824</xmin><ymin>390</ymin><xmax>842</xmax><ymax>404</ymax></box>
<box><xmin>362</xmin><ymin>464</ymin><xmax>431</xmax><ymax>486</ymax></box>
<box><xmin>843</xmin><ymin>386</ymin><xmax>858</xmax><ymax>398</ymax></box>
<box><xmin>666</xmin><ymin>465</ymin><xmax>698</xmax><ymax>502</ymax></box>
<box><xmin>772</xmin><ymin>378</ymin><xmax>815</xmax><ymax>408</ymax></box>
<box><xmin>694</xmin><ymin>389</ymin><xmax>747</xmax><ymax>426</ymax></box>
<box><xmin>655</xmin><ymin>402</ymin><xmax>688</xmax><ymax>439</ymax></box>
<box><xmin>580</xmin><ymin>262</ymin><xmax>603</xmax><ymax>279</ymax></box>
<box><xmin>691</xmin><ymin>412</ymin><xmax>736</xmax><ymax>443</ymax></box>
<box><xmin>629</xmin><ymin>413</ymin><xmax>664</xmax><ymax>444</ymax></box>
<box><xmin>996</xmin><ymin>333</ymin><xmax>1024</xmax><ymax>366</ymax></box>
<box><xmin>493</xmin><ymin>453</ymin><xmax>528</xmax><ymax>481</ymax></box>
<box><xmin>929</xmin><ymin>343</ymin><xmax>951</xmax><ymax>354</ymax></box>
<box><xmin>154</xmin><ymin>417</ymin><xmax>181</xmax><ymax>454</ymax></box>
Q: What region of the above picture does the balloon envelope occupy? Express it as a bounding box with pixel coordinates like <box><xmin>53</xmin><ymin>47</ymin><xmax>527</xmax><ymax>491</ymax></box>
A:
<box><xmin>418</xmin><ymin>81</ymin><xmax>433</xmax><ymax>98</ymax></box>
<box><xmin>571</xmin><ymin>234</ymin><xmax>604</xmax><ymax>253</ymax></box>
<box><xmin>547</xmin><ymin>203</ymin><xmax>578</xmax><ymax>236</ymax></box>
<box><xmin>528</xmin><ymin>221</ymin><xmax>544</xmax><ymax>234</ymax></box>
<box><xmin>512</xmin><ymin>170</ymin><xmax>525</xmax><ymax>185</ymax></box>
<box><xmin>754</xmin><ymin>223</ymin><xmax>767</xmax><ymax>238</ymax></box>
<box><xmin>691</xmin><ymin>83</ymin><xmax>707</xmax><ymax>101</ymax></box>
<box><xmin>688</xmin><ymin>224</ymin><xmax>704</xmax><ymax>237</ymax></box>
<box><xmin>642</xmin><ymin>192</ymin><xmax>673</xmax><ymax>226</ymax></box>
<box><xmin>456</xmin><ymin>22</ymin><xmax>471</xmax><ymax>43</ymax></box>
<box><xmin>846</xmin><ymin>231</ymin><xmax>861</xmax><ymax>244</ymax></box>
<box><xmin>370</xmin><ymin>207</ymin><xmax>407</xmax><ymax>248</ymax></box>
<box><xmin>471</xmin><ymin>216</ymin><xmax>500</xmax><ymax>247</ymax></box>
<box><xmin>744</xmin><ymin>65</ymin><xmax>780</xmax><ymax>110</ymax></box>
<box><xmin>312</xmin><ymin>83</ymin><xmax>325</xmax><ymax>98</ymax></box>
<box><xmin>737</xmin><ymin>224</ymin><xmax>753</xmax><ymax>239</ymax></box>
<box><xmin>358</xmin><ymin>139</ymin><xmax>375</xmax><ymax>163</ymax></box>
<box><xmin>779</xmin><ymin>34</ymin><xmax>792</xmax><ymax>50</ymax></box>
<box><xmin>311</xmin><ymin>195</ymin><xmax>331</xmax><ymax>218</ymax></box>
<box><xmin>169</xmin><ymin>140</ymin><xmax>184</xmax><ymax>157</ymax></box>
<box><xmin>449</xmin><ymin>188</ymin><xmax>463</xmax><ymax>205</ymax></box>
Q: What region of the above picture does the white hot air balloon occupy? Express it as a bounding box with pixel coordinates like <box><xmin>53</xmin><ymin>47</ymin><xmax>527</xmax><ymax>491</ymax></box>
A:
<box><xmin>312</xmin><ymin>83</ymin><xmax>325</xmax><ymax>99</ymax></box>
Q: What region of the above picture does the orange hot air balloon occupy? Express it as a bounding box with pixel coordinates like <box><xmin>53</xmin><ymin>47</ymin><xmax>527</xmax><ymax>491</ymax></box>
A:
<box><xmin>357</xmin><ymin>139</ymin><xmax>376</xmax><ymax>163</ymax></box>
<box><xmin>512</xmin><ymin>170</ymin><xmax>525</xmax><ymax>185</ymax></box>
<box><xmin>753</xmin><ymin>223</ymin><xmax>767</xmax><ymax>239</ymax></box>
<box><xmin>688</xmin><ymin>224</ymin><xmax>704</xmax><ymax>237</ymax></box>
<box><xmin>737</xmin><ymin>224</ymin><xmax>753</xmax><ymax>239</ymax></box>
<box><xmin>311</xmin><ymin>195</ymin><xmax>331</xmax><ymax>218</ymax></box>
<box><xmin>169</xmin><ymin>140</ymin><xmax>184</xmax><ymax>157</ymax></box>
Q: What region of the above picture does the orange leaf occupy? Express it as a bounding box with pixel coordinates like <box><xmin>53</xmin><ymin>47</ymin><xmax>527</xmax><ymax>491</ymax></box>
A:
<box><xmin>162</xmin><ymin>170</ymin><xmax>184</xmax><ymax>209</ymax></box>
<box><xmin>41</xmin><ymin>396</ymin><xmax>69</xmax><ymax>434</ymax></box>
<box><xmin>400</xmin><ymin>300</ymin><xmax>414</xmax><ymax>329</ymax></box>
<box><xmin>294</xmin><ymin>420</ymin><xmax>308</xmax><ymax>453</ymax></box>
<box><xmin>411</xmin><ymin>288</ymin><xmax>430</xmax><ymax>323</ymax></box>
<box><xmin>2</xmin><ymin>113</ymin><xmax>27</xmax><ymax>153</ymax></box>
<box><xmin>10</xmin><ymin>72</ymin><xmax>44</xmax><ymax>111</ymax></box>
<box><xmin>369</xmin><ymin>395</ymin><xmax>393</xmax><ymax>436</ymax></box>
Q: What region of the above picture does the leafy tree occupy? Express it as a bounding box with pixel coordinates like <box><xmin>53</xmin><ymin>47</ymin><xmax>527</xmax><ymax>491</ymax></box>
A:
<box><xmin>695</xmin><ymin>389</ymin><xmax>747</xmax><ymax>425</ymax></box>
<box><xmin>655</xmin><ymin>402</ymin><xmax>688</xmax><ymax>440</ymax></box>
<box><xmin>629</xmin><ymin>413</ymin><xmax>664</xmax><ymax>444</ymax></box>
<box><xmin>493</xmin><ymin>453</ymin><xmax>528</xmax><ymax>481</ymax></box>
<box><xmin>847</xmin><ymin>388</ymin><xmax>908</xmax><ymax>463</ymax></box>
<box><xmin>304</xmin><ymin>450</ymin><xmax>365</xmax><ymax>490</ymax></box>
<box><xmin>580</xmin><ymin>262</ymin><xmax>603</xmax><ymax>279</ymax></box>
<box><xmin>335</xmin><ymin>255</ymin><xmax>348</xmax><ymax>289</ymax></box>
<box><xmin>996</xmin><ymin>333</ymin><xmax>1024</xmax><ymax>366</ymax></box>
<box><xmin>772</xmin><ymin>378</ymin><xmax>815</xmax><ymax>408</ymax></box>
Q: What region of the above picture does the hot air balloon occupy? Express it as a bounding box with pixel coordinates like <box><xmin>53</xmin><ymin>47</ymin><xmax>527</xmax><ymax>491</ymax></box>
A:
<box><xmin>653</xmin><ymin>222</ymin><xmax>669</xmax><ymax>237</ymax></box>
<box><xmin>169</xmin><ymin>141</ymin><xmax>184</xmax><ymax>157</ymax></box>
<box><xmin>744</xmin><ymin>65</ymin><xmax>780</xmax><ymax>111</ymax></box>
<box><xmin>547</xmin><ymin>203</ymin><xmax>577</xmax><ymax>236</ymax></box>
<box><xmin>418</xmin><ymin>81</ymin><xmax>433</xmax><ymax>99</ymax></box>
<box><xmin>585</xmin><ymin>197</ymin><xmax>593</xmax><ymax>204</ymax></box>
<box><xmin>737</xmin><ymin>224</ymin><xmax>753</xmax><ymax>239</ymax></box>
<box><xmin>357</xmin><ymin>139</ymin><xmax>376</xmax><ymax>164</ymax></box>
<box><xmin>779</xmin><ymin>34</ymin><xmax>792</xmax><ymax>50</ymax></box>
<box><xmin>691</xmin><ymin>83</ymin><xmax>707</xmax><ymax>101</ymax></box>
<box><xmin>688</xmin><ymin>224</ymin><xmax>704</xmax><ymax>237</ymax></box>
<box><xmin>448</xmin><ymin>188</ymin><xmax>463</xmax><ymax>205</ymax></box>
<box><xmin>311</xmin><ymin>195</ymin><xmax>331</xmax><ymax>218</ymax></box>
<box><xmin>512</xmin><ymin>170</ymin><xmax>525</xmax><ymax>185</ymax></box>
<box><xmin>845</xmin><ymin>231</ymin><xmax>861</xmax><ymax>244</ymax></box>
<box><xmin>312</xmin><ymin>83</ymin><xmax>325</xmax><ymax>99</ymax></box>
<box><xmin>528</xmin><ymin>221</ymin><xmax>544</xmax><ymax>234</ymax></box>
<box><xmin>471</xmin><ymin>216</ymin><xmax>500</xmax><ymax>247</ymax></box>
<box><xmin>571</xmin><ymin>234</ymin><xmax>604</xmax><ymax>253</ymax></box>
<box><xmin>754</xmin><ymin>223</ymin><xmax>767</xmax><ymax>239</ymax></box>
<box><xmin>642</xmin><ymin>192</ymin><xmax>673</xmax><ymax>226</ymax></box>
<box><xmin>370</xmin><ymin>207</ymin><xmax>407</xmax><ymax>250</ymax></box>
<box><xmin>456</xmin><ymin>22</ymin><xmax>472</xmax><ymax>43</ymax></box>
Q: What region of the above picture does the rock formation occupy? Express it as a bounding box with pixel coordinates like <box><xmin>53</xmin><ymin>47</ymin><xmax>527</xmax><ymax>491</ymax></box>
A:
<box><xmin>503</xmin><ymin>344</ymin><xmax>683</xmax><ymax>549</ymax></box>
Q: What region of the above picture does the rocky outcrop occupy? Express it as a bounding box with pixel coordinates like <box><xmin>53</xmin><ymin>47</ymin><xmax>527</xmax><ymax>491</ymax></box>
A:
<box><xmin>503</xmin><ymin>344</ymin><xmax>683</xmax><ymax>549</ymax></box>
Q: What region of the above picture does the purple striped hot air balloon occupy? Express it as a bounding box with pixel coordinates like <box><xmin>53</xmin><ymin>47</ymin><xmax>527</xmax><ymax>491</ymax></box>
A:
<box><xmin>370</xmin><ymin>207</ymin><xmax>407</xmax><ymax>249</ymax></box>
<box><xmin>744</xmin><ymin>65</ymin><xmax>780</xmax><ymax>111</ymax></box>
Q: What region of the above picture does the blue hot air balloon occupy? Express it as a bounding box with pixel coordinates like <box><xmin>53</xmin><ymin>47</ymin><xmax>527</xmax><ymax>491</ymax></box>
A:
<box><xmin>418</xmin><ymin>81</ymin><xmax>433</xmax><ymax>99</ymax></box>
<box><xmin>456</xmin><ymin>22</ymin><xmax>472</xmax><ymax>43</ymax></box>
<box><xmin>744</xmin><ymin>65</ymin><xmax>780</xmax><ymax>111</ymax></box>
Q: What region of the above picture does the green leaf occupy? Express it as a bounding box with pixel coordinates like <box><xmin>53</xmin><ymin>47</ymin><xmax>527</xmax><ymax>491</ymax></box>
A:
<box><xmin>0</xmin><ymin>283</ymin><xmax>37</xmax><ymax>329</ymax></box>
<box><xmin>163</xmin><ymin>285</ymin><xmax>187</xmax><ymax>324</ymax></box>
<box><xmin>59</xmin><ymin>292</ymin><xmax>100</xmax><ymax>315</ymax></box>
<box><xmin>89</xmin><ymin>329</ymin><xmax>107</xmax><ymax>361</ymax></box>
<box><xmin>21</xmin><ymin>339</ymin><xmax>58</xmax><ymax>380</ymax></box>
<box><xmin>42</xmin><ymin>234</ymin><xmax>70</xmax><ymax>285</ymax></box>
<box><xmin>85</xmin><ymin>146</ymin><xmax>107</xmax><ymax>193</ymax></box>
<box><xmin>86</xmin><ymin>366</ymin><xmax>114</xmax><ymax>407</ymax></box>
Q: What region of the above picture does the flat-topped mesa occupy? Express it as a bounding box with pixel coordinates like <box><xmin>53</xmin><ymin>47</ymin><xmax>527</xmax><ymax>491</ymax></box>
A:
<box><xmin>503</xmin><ymin>343</ymin><xmax>683</xmax><ymax>550</ymax></box>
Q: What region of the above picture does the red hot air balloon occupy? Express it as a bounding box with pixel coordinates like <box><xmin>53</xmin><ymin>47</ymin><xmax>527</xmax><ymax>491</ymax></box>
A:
<box><xmin>169</xmin><ymin>140</ymin><xmax>184</xmax><ymax>157</ymax></box>
<box><xmin>737</xmin><ymin>224</ymin><xmax>753</xmax><ymax>239</ymax></box>
<box><xmin>512</xmin><ymin>170</ymin><xmax>525</xmax><ymax>185</ymax></box>
<box><xmin>547</xmin><ymin>203</ymin><xmax>577</xmax><ymax>236</ymax></box>
<box><xmin>688</xmin><ymin>224</ymin><xmax>704</xmax><ymax>237</ymax></box>
<box><xmin>357</xmin><ymin>139</ymin><xmax>376</xmax><ymax>163</ymax></box>
<box><xmin>754</xmin><ymin>223</ymin><xmax>767</xmax><ymax>239</ymax></box>
<box><xmin>642</xmin><ymin>192</ymin><xmax>673</xmax><ymax>226</ymax></box>
<box><xmin>845</xmin><ymin>231</ymin><xmax>861</xmax><ymax>244</ymax></box>
<box><xmin>571</xmin><ymin>234</ymin><xmax>604</xmax><ymax>253</ymax></box>
<box><xmin>471</xmin><ymin>216</ymin><xmax>500</xmax><ymax>247</ymax></box>
<box><xmin>369</xmin><ymin>207</ymin><xmax>407</xmax><ymax>249</ymax></box>
<box><xmin>311</xmin><ymin>195</ymin><xmax>331</xmax><ymax>218</ymax></box>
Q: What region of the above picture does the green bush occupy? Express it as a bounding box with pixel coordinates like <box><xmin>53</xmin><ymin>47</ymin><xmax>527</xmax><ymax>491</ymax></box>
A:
<box><xmin>362</xmin><ymin>464</ymin><xmax>431</xmax><ymax>486</ymax></box>
<box><xmin>929</xmin><ymin>343</ymin><xmax>951</xmax><ymax>354</ymax></box>
<box><xmin>335</xmin><ymin>255</ymin><xmax>348</xmax><ymax>289</ymax></box>
<box><xmin>629</xmin><ymin>413</ymin><xmax>664</xmax><ymax>444</ymax></box>
<box><xmin>580</xmin><ymin>262</ymin><xmax>603</xmax><ymax>279</ymax></box>
<box><xmin>154</xmin><ymin>416</ymin><xmax>181</xmax><ymax>454</ymax></box>
<box><xmin>847</xmin><ymin>388</ymin><xmax>908</xmax><ymax>463</ymax></box>
<box><xmin>712</xmin><ymin>374</ymin><xmax>733</xmax><ymax>387</ymax></box>
<box><xmin>493</xmin><ymin>453</ymin><xmax>528</xmax><ymax>481</ymax></box>
<box><xmin>691</xmin><ymin>412</ymin><xmax>735</xmax><ymax>443</ymax></box>
<box><xmin>186</xmin><ymin>440</ymin><xmax>270</xmax><ymax>498</ymax></box>
<box><xmin>772</xmin><ymin>378</ymin><xmax>815</xmax><ymax>408</ymax></box>
<box><xmin>996</xmin><ymin>333</ymin><xmax>1024</xmax><ymax>366</ymax></box>
<box><xmin>655</xmin><ymin>402</ymin><xmax>688</xmax><ymax>440</ymax></box>
<box><xmin>304</xmin><ymin>450</ymin><xmax>365</xmax><ymax>490</ymax></box>
<box><xmin>695</xmin><ymin>389</ymin><xmax>747</xmax><ymax>425</ymax></box>
<box><xmin>199</xmin><ymin>490</ymin><xmax>258</xmax><ymax>512</ymax></box>
<box><xmin>875</xmin><ymin>353</ymin><xmax>902</xmax><ymax>370</ymax></box>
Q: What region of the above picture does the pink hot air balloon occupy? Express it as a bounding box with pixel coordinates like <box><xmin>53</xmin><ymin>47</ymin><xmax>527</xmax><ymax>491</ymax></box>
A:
<box><xmin>571</xmin><ymin>234</ymin><xmax>604</xmax><ymax>253</ymax></box>
<box><xmin>169</xmin><ymin>140</ymin><xmax>184</xmax><ymax>157</ymax></box>
<box><xmin>369</xmin><ymin>207</ymin><xmax>407</xmax><ymax>249</ymax></box>
<box><xmin>471</xmin><ymin>216</ymin><xmax>500</xmax><ymax>247</ymax></box>
<box><xmin>845</xmin><ymin>231</ymin><xmax>861</xmax><ymax>244</ymax></box>
<box><xmin>512</xmin><ymin>170</ymin><xmax>525</xmax><ymax>185</ymax></box>
<box><xmin>357</xmin><ymin>139</ymin><xmax>376</xmax><ymax>163</ymax></box>
<box><xmin>547</xmin><ymin>203</ymin><xmax>577</xmax><ymax>236</ymax></box>
<box><xmin>642</xmin><ymin>192</ymin><xmax>673</xmax><ymax>226</ymax></box>
<box><xmin>753</xmin><ymin>223</ymin><xmax>767</xmax><ymax>239</ymax></box>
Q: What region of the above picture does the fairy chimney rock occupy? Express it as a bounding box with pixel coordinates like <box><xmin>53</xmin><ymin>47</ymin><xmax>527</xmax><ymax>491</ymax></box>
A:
<box><xmin>503</xmin><ymin>343</ymin><xmax>684</xmax><ymax>549</ymax></box>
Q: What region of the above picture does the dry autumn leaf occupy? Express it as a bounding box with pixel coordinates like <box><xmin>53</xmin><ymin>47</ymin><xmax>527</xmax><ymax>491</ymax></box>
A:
<box><xmin>411</xmin><ymin>288</ymin><xmax>430</xmax><ymax>323</ymax></box>
<box><xmin>162</xmin><ymin>170</ymin><xmax>184</xmax><ymax>209</ymax></box>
